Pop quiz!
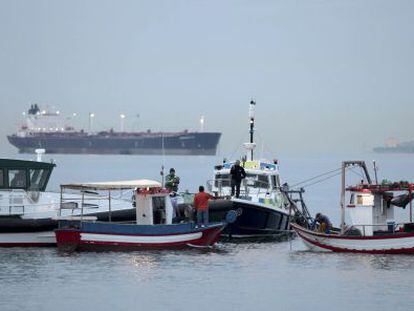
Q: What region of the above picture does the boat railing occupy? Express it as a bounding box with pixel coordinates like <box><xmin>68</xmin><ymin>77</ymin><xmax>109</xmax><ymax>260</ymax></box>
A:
<box><xmin>345</xmin><ymin>222</ymin><xmax>407</xmax><ymax>236</ymax></box>
<box><xmin>206</xmin><ymin>178</ymin><xmax>231</xmax><ymax>195</ymax></box>
<box><xmin>0</xmin><ymin>188</ymin><xmax>132</xmax><ymax>215</ymax></box>
<box><xmin>0</xmin><ymin>197</ymin><xmax>128</xmax><ymax>217</ymax></box>
<box><xmin>0</xmin><ymin>201</ymin><xmax>129</xmax><ymax>216</ymax></box>
<box><xmin>0</xmin><ymin>205</ymin><xmax>25</xmax><ymax>216</ymax></box>
<box><xmin>0</xmin><ymin>202</ymin><xmax>58</xmax><ymax>215</ymax></box>
<box><xmin>59</xmin><ymin>197</ymin><xmax>128</xmax><ymax>210</ymax></box>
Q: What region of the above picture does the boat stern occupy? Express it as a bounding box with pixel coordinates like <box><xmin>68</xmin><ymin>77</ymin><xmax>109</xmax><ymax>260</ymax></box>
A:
<box><xmin>55</xmin><ymin>229</ymin><xmax>81</xmax><ymax>251</ymax></box>
<box><xmin>189</xmin><ymin>223</ymin><xmax>226</xmax><ymax>247</ymax></box>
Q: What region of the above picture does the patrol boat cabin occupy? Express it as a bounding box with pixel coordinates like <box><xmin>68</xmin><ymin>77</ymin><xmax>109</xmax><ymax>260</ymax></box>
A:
<box><xmin>212</xmin><ymin>160</ymin><xmax>281</xmax><ymax>198</ymax></box>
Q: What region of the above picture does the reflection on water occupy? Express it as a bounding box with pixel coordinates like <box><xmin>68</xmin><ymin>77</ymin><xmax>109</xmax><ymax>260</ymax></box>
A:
<box><xmin>289</xmin><ymin>241</ymin><xmax>414</xmax><ymax>272</ymax></box>
<box><xmin>366</xmin><ymin>254</ymin><xmax>414</xmax><ymax>271</ymax></box>
<box><xmin>0</xmin><ymin>240</ymin><xmax>414</xmax><ymax>311</ymax></box>
<box><xmin>132</xmin><ymin>253</ymin><xmax>160</xmax><ymax>269</ymax></box>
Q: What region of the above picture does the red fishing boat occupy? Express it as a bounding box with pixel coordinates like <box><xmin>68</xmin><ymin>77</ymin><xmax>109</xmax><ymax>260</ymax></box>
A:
<box><xmin>55</xmin><ymin>180</ymin><xmax>228</xmax><ymax>251</ymax></box>
<box><xmin>292</xmin><ymin>161</ymin><xmax>414</xmax><ymax>254</ymax></box>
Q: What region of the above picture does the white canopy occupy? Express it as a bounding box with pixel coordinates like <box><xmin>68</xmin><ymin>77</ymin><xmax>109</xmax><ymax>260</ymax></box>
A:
<box><xmin>61</xmin><ymin>179</ymin><xmax>162</xmax><ymax>190</ymax></box>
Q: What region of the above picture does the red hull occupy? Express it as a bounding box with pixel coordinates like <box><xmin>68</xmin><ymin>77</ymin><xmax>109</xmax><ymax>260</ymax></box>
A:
<box><xmin>292</xmin><ymin>223</ymin><xmax>414</xmax><ymax>254</ymax></box>
<box><xmin>297</xmin><ymin>230</ymin><xmax>414</xmax><ymax>254</ymax></box>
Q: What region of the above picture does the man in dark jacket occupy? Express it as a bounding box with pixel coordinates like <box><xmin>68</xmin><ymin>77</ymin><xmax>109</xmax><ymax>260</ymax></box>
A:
<box><xmin>230</xmin><ymin>160</ymin><xmax>246</xmax><ymax>198</ymax></box>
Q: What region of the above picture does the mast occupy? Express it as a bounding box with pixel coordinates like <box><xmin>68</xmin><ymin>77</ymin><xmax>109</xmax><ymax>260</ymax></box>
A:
<box><xmin>373</xmin><ymin>160</ymin><xmax>378</xmax><ymax>184</ymax></box>
<box><xmin>248</xmin><ymin>100</ymin><xmax>255</xmax><ymax>161</ymax></box>
<box><xmin>88</xmin><ymin>112</ymin><xmax>95</xmax><ymax>134</ymax></box>
<box><xmin>161</xmin><ymin>134</ymin><xmax>165</xmax><ymax>187</ymax></box>
<box><xmin>200</xmin><ymin>115</ymin><xmax>205</xmax><ymax>132</ymax></box>
<box><xmin>340</xmin><ymin>161</ymin><xmax>346</xmax><ymax>234</ymax></box>
<box><xmin>35</xmin><ymin>148</ymin><xmax>45</xmax><ymax>162</ymax></box>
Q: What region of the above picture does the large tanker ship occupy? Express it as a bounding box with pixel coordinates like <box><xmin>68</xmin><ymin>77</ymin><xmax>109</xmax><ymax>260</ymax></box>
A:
<box><xmin>7</xmin><ymin>105</ymin><xmax>221</xmax><ymax>155</ymax></box>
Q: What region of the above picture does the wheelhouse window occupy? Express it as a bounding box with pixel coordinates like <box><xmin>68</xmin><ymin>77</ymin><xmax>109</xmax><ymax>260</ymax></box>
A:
<box><xmin>271</xmin><ymin>175</ymin><xmax>280</xmax><ymax>189</ymax></box>
<box><xmin>29</xmin><ymin>169</ymin><xmax>49</xmax><ymax>190</ymax></box>
<box><xmin>8</xmin><ymin>169</ymin><xmax>27</xmax><ymax>188</ymax></box>
<box><xmin>349</xmin><ymin>193</ymin><xmax>355</xmax><ymax>204</ymax></box>
<box><xmin>152</xmin><ymin>196</ymin><xmax>166</xmax><ymax>224</ymax></box>
<box><xmin>0</xmin><ymin>170</ymin><xmax>4</xmax><ymax>187</ymax></box>
<box><xmin>245</xmin><ymin>174</ymin><xmax>269</xmax><ymax>188</ymax></box>
<box><xmin>152</xmin><ymin>196</ymin><xmax>166</xmax><ymax>210</ymax></box>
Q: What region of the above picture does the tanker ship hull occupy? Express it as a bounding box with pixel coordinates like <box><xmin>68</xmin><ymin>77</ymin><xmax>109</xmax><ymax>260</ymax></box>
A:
<box><xmin>7</xmin><ymin>132</ymin><xmax>221</xmax><ymax>156</ymax></box>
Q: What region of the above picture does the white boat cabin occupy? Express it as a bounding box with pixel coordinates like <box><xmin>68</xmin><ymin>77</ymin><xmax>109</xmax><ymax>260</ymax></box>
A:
<box><xmin>0</xmin><ymin>159</ymin><xmax>56</xmax><ymax>216</ymax></box>
<box><xmin>135</xmin><ymin>187</ymin><xmax>173</xmax><ymax>225</ymax></box>
<box><xmin>345</xmin><ymin>182</ymin><xmax>414</xmax><ymax>236</ymax></box>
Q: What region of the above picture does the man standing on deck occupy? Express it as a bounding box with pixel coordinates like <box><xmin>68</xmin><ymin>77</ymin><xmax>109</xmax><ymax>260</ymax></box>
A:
<box><xmin>193</xmin><ymin>186</ymin><xmax>213</xmax><ymax>226</ymax></box>
<box><xmin>165</xmin><ymin>168</ymin><xmax>180</xmax><ymax>193</ymax></box>
<box><xmin>230</xmin><ymin>160</ymin><xmax>246</xmax><ymax>198</ymax></box>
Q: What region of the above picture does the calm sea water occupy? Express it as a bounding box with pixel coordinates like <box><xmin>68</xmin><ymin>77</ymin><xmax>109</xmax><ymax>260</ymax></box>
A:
<box><xmin>1</xmin><ymin>152</ymin><xmax>414</xmax><ymax>311</ymax></box>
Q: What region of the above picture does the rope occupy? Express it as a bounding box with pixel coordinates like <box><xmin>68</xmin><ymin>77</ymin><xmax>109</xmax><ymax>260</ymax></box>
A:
<box><xmin>299</xmin><ymin>170</ymin><xmax>343</xmax><ymax>189</ymax></box>
<box><xmin>290</xmin><ymin>167</ymin><xmax>342</xmax><ymax>188</ymax></box>
<box><xmin>348</xmin><ymin>167</ymin><xmax>366</xmax><ymax>180</ymax></box>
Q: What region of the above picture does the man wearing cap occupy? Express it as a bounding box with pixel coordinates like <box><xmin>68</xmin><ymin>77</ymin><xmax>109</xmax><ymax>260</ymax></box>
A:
<box><xmin>165</xmin><ymin>168</ymin><xmax>180</xmax><ymax>193</ymax></box>
<box><xmin>230</xmin><ymin>160</ymin><xmax>246</xmax><ymax>198</ymax></box>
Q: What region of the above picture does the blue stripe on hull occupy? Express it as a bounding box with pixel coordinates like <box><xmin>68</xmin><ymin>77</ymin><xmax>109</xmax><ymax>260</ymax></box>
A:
<box><xmin>59</xmin><ymin>220</ymin><xmax>224</xmax><ymax>235</ymax></box>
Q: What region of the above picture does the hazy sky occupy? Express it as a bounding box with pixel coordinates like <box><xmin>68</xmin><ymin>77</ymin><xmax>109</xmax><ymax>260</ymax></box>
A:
<box><xmin>1</xmin><ymin>0</ymin><xmax>413</xmax><ymax>156</ymax></box>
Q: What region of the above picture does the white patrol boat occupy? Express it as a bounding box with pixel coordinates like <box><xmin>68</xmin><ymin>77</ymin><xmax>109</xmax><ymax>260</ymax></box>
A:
<box><xmin>0</xmin><ymin>155</ymin><xmax>137</xmax><ymax>246</ymax></box>
<box><xmin>209</xmin><ymin>159</ymin><xmax>294</xmax><ymax>239</ymax></box>
<box><xmin>207</xmin><ymin>101</ymin><xmax>302</xmax><ymax>239</ymax></box>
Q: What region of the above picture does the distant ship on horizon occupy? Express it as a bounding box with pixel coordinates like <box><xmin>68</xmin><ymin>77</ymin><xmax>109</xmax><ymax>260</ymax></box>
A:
<box><xmin>7</xmin><ymin>104</ymin><xmax>221</xmax><ymax>156</ymax></box>
<box><xmin>373</xmin><ymin>137</ymin><xmax>414</xmax><ymax>153</ymax></box>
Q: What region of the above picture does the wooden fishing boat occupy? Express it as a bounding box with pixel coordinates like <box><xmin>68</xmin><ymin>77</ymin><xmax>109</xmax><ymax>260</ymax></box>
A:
<box><xmin>292</xmin><ymin>161</ymin><xmax>414</xmax><ymax>254</ymax></box>
<box><xmin>55</xmin><ymin>180</ymin><xmax>227</xmax><ymax>251</ymax></box>
<box><xmin>291</xmin><ymin>223</ymin><xmax>414</xmax><ymax>254</ymax></box>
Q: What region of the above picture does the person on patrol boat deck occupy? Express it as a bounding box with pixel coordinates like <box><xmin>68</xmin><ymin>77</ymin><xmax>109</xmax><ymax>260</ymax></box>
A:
<box><xmin>193</xmin><ymin>186</ymin><xmax>213</xmax><ymax>226</ymax></box>
<box><xmin>230</xmin><ymin>160</ymin><xmax>246</xmax><ymax>198</ymax></box>
<box><xmin>165</xmin><ymin>168</ymin><xmax>180</xmax><ymax>192</ymax></box>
